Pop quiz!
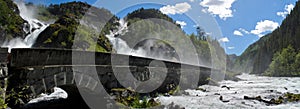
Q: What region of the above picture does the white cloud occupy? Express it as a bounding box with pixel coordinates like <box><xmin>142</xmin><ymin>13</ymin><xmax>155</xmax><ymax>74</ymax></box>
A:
<box><xmin>189</xmin><ymin>0</ymin><xmax>195</xmax><ymax>2</ymax></box>
<box><xmin>239</xmin><ymin>28</ymin><xmax>250</xmax><ymax>34</ymax></box>
<box><xmin>228</xmin><ymin>46</ymin><xmax>235</xmax><ymax>49</ymax></box>
<box><xmin>277</xmin><ymin>4</ymin><xmax>294</xmax><ymax>18</ymax></box>
<box><xmin>200</xmin><ymin>0</ymin><xmax>236</xmax><ymax>20</ymax></box>
<box><xmin>250</xmin><ymin>20</ymin><xmax>279</xmax><ymax>37</ymax></box>
<box><xmin>233</xmin><ymin>30</ymin><xmax>243</xmax><ymax>36</ymax></box>
<box><xmin>160</xmin><ymin>2</ymin><xmax>191</xmax><ymax>15</ymax></box>
<box><xmin>176</xmin><ymin>21</ymin><xmax>187</xmax><ymax>28</ymax></box>
<box><xmin>219</xmin><ymin>37</ymin><xmax>229</xmax><ymax>43</ymax></box>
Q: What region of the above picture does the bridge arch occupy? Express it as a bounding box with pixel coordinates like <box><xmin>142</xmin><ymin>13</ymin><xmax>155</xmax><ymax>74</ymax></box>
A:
<box><xmin>20</xmin><ymin>66</ymin><xmax>102</xmax><ymax>98</ymax></box>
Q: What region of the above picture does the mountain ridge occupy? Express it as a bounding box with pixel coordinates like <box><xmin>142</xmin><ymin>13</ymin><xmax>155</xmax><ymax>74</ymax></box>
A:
<box><xmin>233</xmin><ymin>1</ymin><xmax>300</xmax><ymax>75</ymax></box>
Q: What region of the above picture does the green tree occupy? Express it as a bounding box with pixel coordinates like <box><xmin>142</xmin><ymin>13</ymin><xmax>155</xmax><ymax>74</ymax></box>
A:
<box><xmin>265</xmin><ymin>45</ymin><xmax>297</xmax><ymax>76</ymax></box>
<box><xmin>196</xmin><ymin>26</ymin><xmax>206</xmax><ymax>41</ymax></box>
<box><xmin>292</xmin><ymin>53</ymin><xmax>300</xmax><ymax>76</ymax></box>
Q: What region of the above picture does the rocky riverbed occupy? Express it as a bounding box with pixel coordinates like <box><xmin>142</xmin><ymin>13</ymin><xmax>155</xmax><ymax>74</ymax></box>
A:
<box><xmin>156</xmin><ymin>74</ymin><xmax>300</xmax><ymax>108</ymax></box>
<box><xmin>13</xmin><ymin>74</ymin><xmax>300</xmax><ymax>108</ymax></box>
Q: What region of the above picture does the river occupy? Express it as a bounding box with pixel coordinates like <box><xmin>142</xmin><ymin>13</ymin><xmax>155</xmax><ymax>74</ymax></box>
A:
<box><xmin>157</xmin><ymin>74</ymin><xmax>300</xmax><ymax>109</ymax></box>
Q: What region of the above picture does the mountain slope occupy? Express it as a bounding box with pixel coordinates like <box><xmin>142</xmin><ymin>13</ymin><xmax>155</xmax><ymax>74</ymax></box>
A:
<box><xmin>120</xmin><ymin>8</ymin><xmax>228</xmax><ymax>72</ymax></box>
<box><xmin>0</xmin><ymin>0</ymin><xmax>26</xmax><ymax>44</ymax></box>
<box><xmin>32</xmin><ymin>1</ymin><xmax>118</xmax><ymax>52</ymax></box>
<box><xmin>125</xmin><ymin>8</ymin><xmax>178</xmax><ymax>26</ymax></box>
<box><xmin>234</xmin><ymin>1</ymin><xmax>300</xmax><ymax>74</ymax></box>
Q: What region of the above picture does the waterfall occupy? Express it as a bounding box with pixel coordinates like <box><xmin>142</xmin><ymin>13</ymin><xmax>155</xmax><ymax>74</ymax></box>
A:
<box><xmin>105</xmin><ymin>19</ymin><xmax>177</xmax><ymax>60</ymax></box>
<box><xmin>1</xmin><ymin>0</ymin><xmax>50</xmax><ymax>52</ymax></box>
<box><xmin>105</xmin><ymin>19</ymin><xmax>146</xmax><ymax>55</ymax></box>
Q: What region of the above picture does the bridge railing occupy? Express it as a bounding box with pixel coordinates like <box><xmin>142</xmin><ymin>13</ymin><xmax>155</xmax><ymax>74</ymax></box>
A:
<box><xmin>10</xmin><ymin>48</ymin><xmax>214</xmax><ymax>71</ymax></box>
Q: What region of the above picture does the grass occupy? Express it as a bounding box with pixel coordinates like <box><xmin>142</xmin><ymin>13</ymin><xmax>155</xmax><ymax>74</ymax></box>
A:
<box><xmin>116</xmin><ymin>95</ymin><xmax>160</xmax><ymax>108</ymax></box>
<box><xmin>111</xmin><ymin>88</ymin><xmax>161</xmax><ymax>108</ymax></box>
<box><xmin>0</xmin><ymin>87</ymin><xmax>7</xmax><ymax>109</ymax></box>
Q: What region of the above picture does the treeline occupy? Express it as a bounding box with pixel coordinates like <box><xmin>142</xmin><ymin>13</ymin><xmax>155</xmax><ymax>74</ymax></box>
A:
<box><xmin>48</xmin><ymin>1</ymin><xmax>91</xmax><ymax>18</ymax></box>
<box><xmin>126</xmin><ymin>8</ymin><xmax>179</xmax><ymax>27</ymax></box>
<box><xmin>265</xmin><ymin>45</ymin><xmax>300</xmax><ymax>76</ymax></box>
<box><xmin>233</xmin><ymin>1</ymin><xmax>300</xmax><ymax>76</ymax></box>
<box><xmin>120</xmin><ymin>8</ymin><xmax>227</xmax><ymax>67</ymax></box>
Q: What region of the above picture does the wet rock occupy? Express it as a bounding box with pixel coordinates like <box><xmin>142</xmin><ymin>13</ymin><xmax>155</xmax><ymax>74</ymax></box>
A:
<box><xmin>284</xmin><ymin>92</ymin><xmax>300</xmax><ymax>102</ymax></box>
<box><xmin>214</xmin><ymin>93</ymin><xmax>220</xmax><ymax>95</ymax></box>
<box><xmin>166</xmin><ymin>102</ymin><xmax>185</xmax><ymax>109</ymax></box>
<box><xmin>219</xmin><ymin>96</ymin><xmax>230</xmax><ymax>103</ymax></box>
<box><xmin>196</xmin><ymin>87</ymin><xmax>207</xmax><ymax>92</ymax></box>
<box><xmin>164</xmin><ymin>93</ymin><xmax>170</xmax><ymax>97</ymax></box>
<box><xmin>241</xmin><ymin>101</ymin><xmax>245</xmax><ymax>104</ymax></box>
<box><xmin>244</xmin><ymin>95</ymin><xmax>283</xmax><ymax>105</ymax></box>
<box><xmin>221</xmin><ymin>85</ymin><xmax>231</xmax><ymax>90</ymax></box>
<box><xmin>244</xmin><ymin>96</ymin><xmax>258</xmax><ymax>100</ymax></box>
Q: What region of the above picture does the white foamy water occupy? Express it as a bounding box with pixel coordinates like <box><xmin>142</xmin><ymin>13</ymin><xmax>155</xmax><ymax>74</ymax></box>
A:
<box><xmin>105</xmin><ymin>19</ymin><xmax>178</xmax><ymax>61</ymax></box>
<box><xmin>157</xmin><ymin>74</ymin><xmax>300</xmax><ymax>109</ymax></box>
<box><xmin>106</xmin><ymin>19</ymin><xmax>131</xmax><ymax>54</ymax></box>
<box><xmin>105</xmin><ymin>19</ymin><xmax>148</xmax><ymax>56</ymax></box>
<box><xmin>28</xmin><ymin>87</ymin><xmax>68</xmax><ymax>104</ymax></box>
<box><xmin>1</xmin><ymin>0</ymin><xmax>50</xmax><ymax>52</ymax></box>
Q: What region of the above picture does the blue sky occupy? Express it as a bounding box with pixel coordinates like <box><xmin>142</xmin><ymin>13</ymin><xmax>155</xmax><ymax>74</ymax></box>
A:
<box><xmin>25</xmin><ymin>0</ymin><xmax>298</xmax><ymax>55</ymax></box>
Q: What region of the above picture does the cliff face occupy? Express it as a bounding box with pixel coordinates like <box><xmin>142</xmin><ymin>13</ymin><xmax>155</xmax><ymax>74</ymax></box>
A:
<box><xmin>234</xmin><ymin>1</ymin><xmax>300</xmax><ymax>74</ymax></box>
<box><xmin>0</xmin><ymin>0</ymin><xmax>26</xmax><ymax>44</ymax></box>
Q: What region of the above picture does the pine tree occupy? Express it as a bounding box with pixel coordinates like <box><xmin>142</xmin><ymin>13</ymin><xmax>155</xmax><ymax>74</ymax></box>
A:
<box><xmin>196</xmin><ymin>26</ymin><xmax>206</xmax><ymax>41</ymax></box>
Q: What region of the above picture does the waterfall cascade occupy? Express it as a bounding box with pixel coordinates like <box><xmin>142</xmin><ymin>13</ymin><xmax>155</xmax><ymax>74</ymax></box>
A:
<box><xmin>1</xmin><ymin>1</ymin><xmax>50</xmax><ymax>52</ymax></box>
<box><xmin>105</xmin><ymin>19</ymin><xmax>177</xmax><ymax>60</ymax></box>
<box><xmin>105</xmin><ymin>19</ymin><xmax>146</xmax><ymax>55</ymax></box>
<box><xmin>1</xmin><ymin>1</ymin><xmax>172</xmax><ymax>60</ymax></box>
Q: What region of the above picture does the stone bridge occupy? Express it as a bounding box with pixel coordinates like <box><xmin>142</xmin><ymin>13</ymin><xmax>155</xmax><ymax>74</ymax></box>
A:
<box><xmin>1</xmin><ymin>48</ymin><xmax>219</xmax><ymax>106</ymax></box>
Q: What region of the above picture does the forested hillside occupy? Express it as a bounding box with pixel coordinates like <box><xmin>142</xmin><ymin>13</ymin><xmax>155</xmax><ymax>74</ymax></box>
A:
<box><xmin>120</xmin><ymin>8</ymin><xmax>227</xmax><ymax>67</ymax></box>
<box><xmin>32</xmin><ymin>1</ymin><xmax>118</xmax><ymax>52</ymax></box>
<box><xmin>234</xmin><ymin>1</ymin><xmax>300</xmax><ymax>76</ymax></box>
<box><xmin>0</xmin><ymin>0</ymin><xmax>26</xmax><ymax>44</ymax></box>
